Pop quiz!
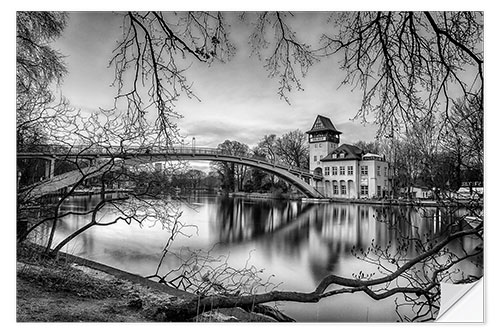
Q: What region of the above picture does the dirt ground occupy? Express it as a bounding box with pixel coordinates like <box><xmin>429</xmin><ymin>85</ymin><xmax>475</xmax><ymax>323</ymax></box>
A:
<box><xmin>17</xmin><ymin>260</ymin><xmax>165</xmax><ymax>322</ymax></box>
<box><xmin>16</xmin><ymin>245</ymin><xmax>275</xmax><ymax>322</ymax></box>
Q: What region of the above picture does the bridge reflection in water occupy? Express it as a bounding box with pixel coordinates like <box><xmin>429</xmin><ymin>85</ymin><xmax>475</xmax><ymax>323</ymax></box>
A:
<box><xmin>39</xmin><ymin>195</ymin><xmax>481</xmax><ymax>322</ymax></box>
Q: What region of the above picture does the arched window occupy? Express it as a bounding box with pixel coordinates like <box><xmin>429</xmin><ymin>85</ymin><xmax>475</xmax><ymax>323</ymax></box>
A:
<box><xmin>340</xmin><ymin>180</ymin><xmax>347</xmax><ymax>195</ymax></box>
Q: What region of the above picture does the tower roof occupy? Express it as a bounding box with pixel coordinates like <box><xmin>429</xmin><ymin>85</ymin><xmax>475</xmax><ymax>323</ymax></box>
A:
<box><xmin>306</xmin><ymin>115</ymin><xmax>342</xmax><ymax>135</ymax></box>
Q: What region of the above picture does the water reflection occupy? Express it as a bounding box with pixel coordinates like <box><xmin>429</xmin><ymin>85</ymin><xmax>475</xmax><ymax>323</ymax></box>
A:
<box><xmin>212</xmin><ymin>197</ymin><xmax>308</xmax><ymax>243</ymax></box>
<box><xmin>210</xmin><ymin>199</ymin><xmax>476</xmax><ymax>277</ymax></box>
<box><xmin>47</xmin><ymin>195</ymin><xmax>482</xmax><ymax>322</ymax></box>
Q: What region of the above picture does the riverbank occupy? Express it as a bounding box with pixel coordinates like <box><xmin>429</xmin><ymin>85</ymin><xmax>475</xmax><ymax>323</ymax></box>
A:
<box><xmin>324</xmin><ymin>197</ymin><xmax>483</xmax><ymax>207</ymax></box>
<box><xmin>228</xmin><ymin>191</ymin><xmax>304</xmax><ymax>200</ymax></box>
<box><xmin>16</xmin><ymin>243</ymin><xmax>277</xmax><ymax>322</ymax></box>
<box><xmin>227</xmin><ymin>191</ymin><xmax>482</xmax><ymax>207</ymax></box>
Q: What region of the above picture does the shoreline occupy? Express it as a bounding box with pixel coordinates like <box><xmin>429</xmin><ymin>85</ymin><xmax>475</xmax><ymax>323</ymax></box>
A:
<box><xmin>42</xmin><ymin>189</ymin><xmax>483</xmax><ymax>208</ymax></box>
<box><xmin>16</xmin><ymin>243</ymin><xmax>280</xmax><ymax>322</ymax></box>
<box><xmin>225</xmin><ymin>191</ymin><xmax>482</xmax><ymax>208</ymax></box>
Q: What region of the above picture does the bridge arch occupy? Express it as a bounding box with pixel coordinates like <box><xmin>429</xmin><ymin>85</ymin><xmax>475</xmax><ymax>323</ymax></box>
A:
<box><xmin>18</xmin><ymin>147</ymin><xmax>325</xmax><ymax>199</ymax></box>
<box><xmin>130</xmin><ymin>153</ymin><xmax>323</xmax><ymax>198</ymax></box>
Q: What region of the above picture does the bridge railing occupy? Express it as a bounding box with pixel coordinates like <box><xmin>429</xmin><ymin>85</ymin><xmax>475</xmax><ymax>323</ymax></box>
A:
<box><xmin>19</xmin><ymin>144</ymin><xmax>317</xmax><ymax>178</ymax></box>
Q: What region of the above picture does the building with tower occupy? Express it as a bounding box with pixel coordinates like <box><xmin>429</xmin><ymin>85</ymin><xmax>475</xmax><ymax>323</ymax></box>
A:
<box><xmin>306</xmin><ymin>115</ymin><xmax>342</xmax><ymax>172</ymax></box>
<box><xmin>306</xmin><ymin>115</ymin><xmax>392</xmax><ymax>199</ymax></box>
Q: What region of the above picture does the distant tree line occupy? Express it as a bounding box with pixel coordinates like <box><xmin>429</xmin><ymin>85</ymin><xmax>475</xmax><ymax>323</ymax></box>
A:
<box><xmin>209</xmin><ymin>130</ymin><xmax>309</xmax><ymax>195</ymax></box>
<box><xmin>353</xmin><ymin>95</ymin><xmax>483</xmax><ymax>196</ymax></box>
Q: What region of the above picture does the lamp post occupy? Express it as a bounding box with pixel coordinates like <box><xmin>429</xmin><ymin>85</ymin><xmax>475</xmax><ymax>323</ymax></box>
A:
<box><xmin>192</xmin><ymin>137</ymin><xmax>196</xmax><ymax>153</ymax></box>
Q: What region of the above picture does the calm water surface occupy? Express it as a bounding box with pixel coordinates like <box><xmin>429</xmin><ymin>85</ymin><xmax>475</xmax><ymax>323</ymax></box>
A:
<box><xmin>43</xmin><ymin>194</ymin><xmax>482</xmax><ymax>322</ymax></box>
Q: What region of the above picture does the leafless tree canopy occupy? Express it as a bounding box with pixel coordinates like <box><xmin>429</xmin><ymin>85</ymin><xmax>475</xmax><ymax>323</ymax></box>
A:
<box><xmin>109</xmin><ymin>11</ymin><xmax>483</xmax><ymax>144</ymax></box>
<box><xmin>110</xmin><ymin>12</ymin><xmax>235</xmax><ymax>142</ymax></box>
<box><xmin>319</xmin><ymin>12</ymin><xmax>483</xmax><ymax>138</ymax></box>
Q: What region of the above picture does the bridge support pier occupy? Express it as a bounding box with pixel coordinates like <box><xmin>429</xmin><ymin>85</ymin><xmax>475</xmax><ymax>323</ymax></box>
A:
<box><xmin>44</xmin><ymin>158</ymin><xmax>55</xmax><ymax>179</ymax></box>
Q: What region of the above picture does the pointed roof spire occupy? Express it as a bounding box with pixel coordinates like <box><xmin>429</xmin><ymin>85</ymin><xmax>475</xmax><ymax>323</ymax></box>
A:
<box><xmin>306</xmin><ymin>115</ymin><xmax>342</xmax><ymax>134</ymax></box>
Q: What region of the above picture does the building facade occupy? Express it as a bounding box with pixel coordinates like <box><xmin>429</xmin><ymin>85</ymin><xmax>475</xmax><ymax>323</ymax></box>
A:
<box><xmin>306</xmin><ymin>115</ymin><xmax>392</xmax><ymax>199</ymax></box>
<box><xmin>307</xmin><ymin>115</ymin><xmax>342</xmax><ymax>171</ymax></box>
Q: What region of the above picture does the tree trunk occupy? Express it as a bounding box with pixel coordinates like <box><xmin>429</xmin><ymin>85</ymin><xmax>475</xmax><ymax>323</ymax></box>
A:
<box><xmin>51</xmin><ymin>221</ymin><xmax>96</xmax><ymax>255</ymax></box>
<box><xmin>153</xmin><ymin>227</ymin><xmax>480</xmax><ymax>321</ymax></box>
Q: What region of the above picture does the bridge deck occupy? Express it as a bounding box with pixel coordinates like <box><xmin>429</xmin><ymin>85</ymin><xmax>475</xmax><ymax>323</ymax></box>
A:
<box><xmin>18</xmin><ymin>145</ymin><xmax>324</xmax><ymax>199</ymax></box>
<box><xmin>18</xmin><ymin>146</ymin><xmax>322</xmax><ymax>179</ymax></box>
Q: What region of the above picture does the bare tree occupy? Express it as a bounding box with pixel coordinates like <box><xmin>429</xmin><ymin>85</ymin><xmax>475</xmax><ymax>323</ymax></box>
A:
<box><xmin>210</xmin><ymin>140</ymin><xmax>251</xmax><ymax>192</ymax></box>
<box><xmin>18</xmin><ymin>108</ymin><xmax>184</xmax><ymax>250</ymax></box>
<box><xmin>441</xmin><ymin>95</ymin><xmax>483</xmax><ymax>182</ymax></box>
<box><xmin>255</xmin><ymin>134</ymin><xmax>278</xmax><ymax>164</ymax></box>
<box><xmin>319</xmin><ymin>11</ymin><xmax>483</xmax><ymax>139</ymax></box>
<box><xmin>245</xmin><ymin>12</ymin><xmax>319</xmax><ymax>103</ymax></box>
<box><xmin>110</xmin><ymin>12</ymin><xmax>483</xmax><ymax>140</ymax></box>
<box><xmin>275</xmin><ymin>130</ymin><xmax>309</xmax><ymax>169</ymax></box>
<box><xmin>109</xmin><ymin>11</ymin><xmax>235</xmax><ymax>141</ymax></box>
<box><xmin>149</xmin><ymin>223</ymin><xmax>481</xmax><ymax>321</ymax></box>
<box><xmin>16</xmin><ymin>12</ymin><xmax>196</xmax><ymax>254</ymax></box>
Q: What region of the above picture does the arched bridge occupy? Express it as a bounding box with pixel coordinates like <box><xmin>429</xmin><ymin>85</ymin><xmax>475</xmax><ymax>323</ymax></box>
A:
<box><xmin>17</xmin><ymin>145</ymin><xmax>324</xmax><ymax>199</ymax></box>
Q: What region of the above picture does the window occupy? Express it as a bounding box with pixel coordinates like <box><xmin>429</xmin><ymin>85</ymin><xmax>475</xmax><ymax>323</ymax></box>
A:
<box><xmin>361</xmin><ymin>165</ymin><xmax>368</xmax><ymax>175</ymax></box>
<box><xmin>325</xmin><ymin>167</ymin><xmax>330</xmax><ymax>176</ymax></box>
<box><xmin>377</xmin><ymin>166</ymin><xmax>381</xmax><ymax>176</ymax></box>
<box><xmin>333</xmin><ymin>153</ymin><xmax>337</xmax><ymax>159</ymax></box>
<box><xmin>314</xmin><ymin>156</ymin><xmax>317</xmax><ymax>162</ymax></box>
<box><xmin>314</xmin><ymin>143</ymin><xmax>317</xmax><ymax>148</ymax></box>
<box><xmin>347</xmin><ymin>166</ymin><xmax>353</xmax><ymax>175</ymax></box>
<box><xmin>332</xmin><ymin>166</ymin><xmax>338</xmax><ymax>175</ymax></box>
<box><xmin>339</xmin><ymin>166</ymin><xmax>345</xmax><ymax>175</ymax></box>
<box><xmin>341</xmin><ymin>184</ymin><xmax>347</xmax><ymax>194</ymax></box>
<box><xmin>377</xmin><ymin>186</ymin><xmax>381</xmax><ymax>197</ymax></box>
<box><xmin>319</xmin><ymin>143</ymin><xmax>322</xmax><ymax>148</ymax></box>
<box><xmin>384</xmin><ymin>167</ymin><xmax>387</xmax><ymax>176</ymax></box>
<box><xmin>333</xmin><ymin>184</ymin><xmax>339</xmax><ymax>194</ymax></box>
<box><xmin>340</xmin><ymin>153</ymin><xmax>345</xmax><ymax>158</ymax></box>
<box><xmin>361</xmin><ymin>185</ymin><xmax>368</xmax><ymax>196</ymax></box>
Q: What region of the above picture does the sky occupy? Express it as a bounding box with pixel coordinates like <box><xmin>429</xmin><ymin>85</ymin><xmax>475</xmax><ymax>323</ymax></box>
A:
<box><xmin>51</xmin><ymin>12</ymin><xmax>379</xmax><ymax>151</ymax></box>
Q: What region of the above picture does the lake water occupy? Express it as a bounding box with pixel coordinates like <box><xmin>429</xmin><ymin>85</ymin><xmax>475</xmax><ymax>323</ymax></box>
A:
<box><xmin>39</xmin><ymin>194</ymin><xmax>482</xmax><ymax>322</ymax></box>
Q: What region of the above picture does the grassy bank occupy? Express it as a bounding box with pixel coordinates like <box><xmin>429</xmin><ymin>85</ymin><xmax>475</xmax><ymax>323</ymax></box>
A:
<box><xmin>16</xmin><ymin>243</ymin><xmax>276</xmax><ymax>322</ymax></box>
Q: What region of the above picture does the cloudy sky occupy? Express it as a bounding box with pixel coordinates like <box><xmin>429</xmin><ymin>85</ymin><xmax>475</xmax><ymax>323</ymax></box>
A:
<box><xmin>52</xmin><ymin>12</ymin><xmax>378</xmax><ymax>151</ymax></box>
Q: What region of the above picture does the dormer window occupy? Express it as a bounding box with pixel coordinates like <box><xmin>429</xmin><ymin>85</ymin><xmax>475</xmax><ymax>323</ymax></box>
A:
<box><xmin>340</xmin><ymin>152</ymin><xmax>345</xmax><ymax>158</ymax></box>
<box><xmin>333</xmin><ymin>153</ymin><xmax>337</xmax><ymax>159</ymax></box>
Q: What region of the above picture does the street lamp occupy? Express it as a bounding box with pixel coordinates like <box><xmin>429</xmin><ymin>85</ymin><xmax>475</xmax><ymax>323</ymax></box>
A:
<box><xmin>192</xmin><ymin>137</ymin><xmax>196</xmax><ymax>152</ymax></box>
